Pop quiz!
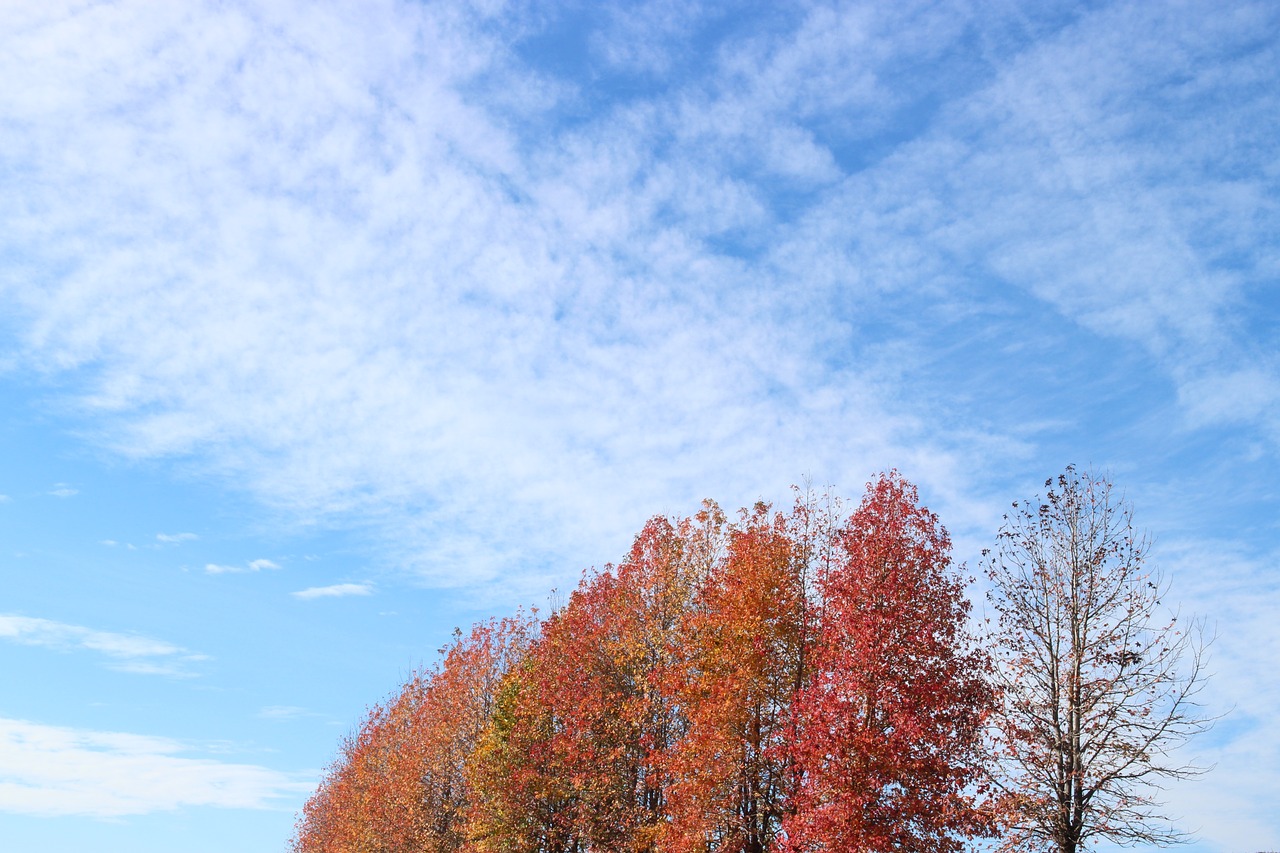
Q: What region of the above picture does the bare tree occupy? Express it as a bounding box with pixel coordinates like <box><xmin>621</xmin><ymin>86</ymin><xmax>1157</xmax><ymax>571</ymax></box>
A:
<box><xmin>983</xmin><ymin>467</ymin><xmax>1212</xmax><ymax>853</ymax></box>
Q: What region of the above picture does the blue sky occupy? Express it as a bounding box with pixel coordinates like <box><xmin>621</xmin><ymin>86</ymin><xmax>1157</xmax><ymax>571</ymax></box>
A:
<box><xmin>1</xmin><ymin>1</ymin><xmax>1277</xmax><ymax>851</ymax></box>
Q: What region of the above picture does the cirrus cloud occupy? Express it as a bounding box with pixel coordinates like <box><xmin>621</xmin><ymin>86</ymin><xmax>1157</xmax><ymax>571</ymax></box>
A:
<box><xmin>0</xmin><ymin>615</ymin><xmax>208</xmax><ymax>677</ymax></box>
<box><xmin>204</xmin><ymin>558</ymin><xmax>281</xmax><ymax>575</ymax></box>
<box><xmin>291</xmin><ymin>583</ymin><xmax>373</xmax><ymax>600</ymax></box>
<box><xmin>0</xmin><ymin>717</ymin><xmax>310</xmax><ymax>818</ymax></box>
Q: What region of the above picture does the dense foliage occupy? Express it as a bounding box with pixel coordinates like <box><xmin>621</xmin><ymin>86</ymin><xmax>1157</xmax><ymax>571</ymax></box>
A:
<box><xmin>292</xmin><ymin>470</ymin><xmax>1206</xmax><ymax>853</ymax></box>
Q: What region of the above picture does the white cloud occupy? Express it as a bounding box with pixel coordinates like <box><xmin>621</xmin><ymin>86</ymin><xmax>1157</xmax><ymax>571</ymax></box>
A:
<box><xmin>0</xmin><ymin>494</ymin><xmax>10</xmax><ymax>503</ymax></box>
<box><xmin>0</xmin><ymin>0</ymin><xmax>958</xmax><ymax>594</ymax></box>
<box><xmin>1156</xmin><ymin>539</ymin><xmax>1280</xmax><ymax>852</ymax></box>
<box><xmin>47</xmin><ymin>484</ymin><xmax>77</xmax><ymax>498</ymax></box>
<box><xmin>156</xmin><ymin>532</ymin><xmax>198</xmax><ymax>543</ymax></box>
<box><xmin>204</xmin><ymin>558</ymin><xmax>280</xmax><ymax>574</ymax></box>
<box><xmin>875</xmin><ymin>0</ymin><xmax>1280</xmax><ymax>433</ymax></box>
<box><xmin>291</xmin><ymin>583</ymin><xmax>373</xmax><ymax>600</ymax></box>
<box><xmin>0</xmin><ymin>717</ymin><xmax>309</xmax><ymax>818</ymax></box>
<box><xmin>0</xmin><ymin>615</ymin><xmax>207</xmax><ymax>676</ymax></box>
<box><xmin>1178</xmin><ymin>368</ymin><xmax>1280</xmax><ymax>433</ymax></box>
<box><xmin>2</xmin><ymin>0</ymin><xmax>1271</xmax><ymax>601</ymax></box>
<box><xmin>257</xmin><ymin>705</ymin><xmax>314</xmax><ymax>721</ymax></box>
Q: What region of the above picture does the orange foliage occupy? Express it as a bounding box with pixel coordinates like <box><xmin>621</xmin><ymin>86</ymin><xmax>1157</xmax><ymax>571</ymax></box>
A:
<box><xmin>467</xmin><ymin>515</ymin><xmax>699</xmax><ymax>852</ymax></box>
<box><xmin>663</xmin><ymin>501</ymin><xmax>808</xmax><ymax>853</ymax></box>
<box><xmin>292</xmin><ymin>615</ymin><xmax>534</xmax><ymax>853</ymax></box>
<box><xmin>295</xmin><ymin>477</ymin><xmax>997</xmax><ymax>853</ymax></box>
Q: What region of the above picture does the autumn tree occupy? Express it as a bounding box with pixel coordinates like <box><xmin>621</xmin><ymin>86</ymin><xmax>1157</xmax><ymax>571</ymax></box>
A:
<box><xmin>548</xmin><ymin>515</ymin><xmax>698</xmax><ymax>850</ymax></box>
<box><xmin>663</xmin><ymin>501</ymin><xmax>809</xmax><ymax>853</ymax></box>
<box><xmin>465</xmin><ymin>656</ymin><xmax>584</xmax><ymax>853</ymax></box>
<box><xmin>295</xmin><ymin>477</ymin><xmax>1009</xmax><ymax>853</ymax></box>
<box><xmin>291</xmin><ymin>615</ymin><xmax>534</xmax><ymax>853</ymax></box>
<box><xmin>291</xmin><ymin>677</ymin><xmax>430</xmax><ymax>853</ymax></box>
<box><xmin>466</xmin><ymin>515</ymin><xmax>706</xmax><ymax>852</ymax></box>
<box><xmin>415</xmin><ymin>615</ymin><xmax>535</xmax><ymax>852</ymax></box>
<box><xmin>984</xmin><ymin>467</ymin><xmax>1211</xmax><ymax>853</ymax></box>
<box><xmin>784</xmin><ymin>472</ymin><xmax>995</xmax><ymax>853</ymax></box>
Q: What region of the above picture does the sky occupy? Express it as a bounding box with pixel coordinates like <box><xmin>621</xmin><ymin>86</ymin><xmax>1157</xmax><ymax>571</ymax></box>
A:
<box><xmin>0</xmin><ymin>0</ymin><xmax>1277</xmax><ymax>851</ymax></box>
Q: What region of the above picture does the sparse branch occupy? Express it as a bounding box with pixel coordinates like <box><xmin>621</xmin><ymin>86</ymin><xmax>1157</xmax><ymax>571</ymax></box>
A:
<box><xmin>984</xmin><ymin>467</ymin><xmax>1213</xmax><ymax>853</ymax></box>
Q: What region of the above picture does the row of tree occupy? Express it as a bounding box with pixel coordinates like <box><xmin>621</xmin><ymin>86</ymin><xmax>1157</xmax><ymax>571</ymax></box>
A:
<box><xmin>292</xmin><ymin>469</ymin><xmax>1209</xmax><ymax>853</ymax></box>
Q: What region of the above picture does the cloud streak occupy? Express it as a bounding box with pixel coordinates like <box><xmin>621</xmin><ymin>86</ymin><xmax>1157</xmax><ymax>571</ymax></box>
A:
<box><xmin>257</xmin><ymin>705</ymin><xmax>320</xmax><ymax>722</ymax></box>
<box><xmin>0</xmin><ymin>615</ymin><xmax>207</xmax><ymax>676</ymax></box>
<box><xmin>0</xmin><ymin>718</ymin><xmax>309</xmax><ymax>818</ymax></box>
<box><xmin>204</xmin><ymin>558</ymin><xmax>280</xmax><ymax>574</ymax></box>
<box><xmin>291</xmin><ymin>583</ymin><xmax>373</xmax><ymax>600</ymax></box>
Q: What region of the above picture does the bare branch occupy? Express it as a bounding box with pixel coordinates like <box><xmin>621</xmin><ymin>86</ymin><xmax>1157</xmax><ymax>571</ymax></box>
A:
<box><xmin>985</xmin><ymin>467</ymin><xmax>1214</xmax><ymax>853</ymax></box>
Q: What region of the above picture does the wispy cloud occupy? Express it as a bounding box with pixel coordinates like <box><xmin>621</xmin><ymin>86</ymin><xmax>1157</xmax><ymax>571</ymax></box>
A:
<box><xmin>291</xmin><ymin>583</ymin><xmax>372</xmax><ymax>600</ymax></box>
<box><xmin>204</xmin><ymin>558</ymin><xmax>280</xmax><ymax>574</ymax></box>
<box><xmin>0</xmin><ymin>0</ymin><xmax>947</xmax><ymax>592</ymax></box>
<box><xmin>0</xmin><ymin>615</ymin><xmax>208</xmax><ymax>676</ymax></box>
<box><xmin>257</xmin><ymin>705</ymin><xmax>318</xmax><ymax>721</ymax></box>
<box><xmin>0</xmin><ymin>717</ymin><xmax>310</xmax><ymax>817</ymax></box>
<box><xmin>47</xmin><ymin>484</ymin><xmax>77</xmax><ymax>498</ymax></box>
<box><xmin>1</xmin><ymin>0</ymin><xmax>1273</xmax><ymax>599</ymax></box>
<box><xmin>1157</xmin><ymin>538</ymin><xmax>1280</xmax><ymax>853</ymax></box>
<box><xmin>156</xmin><ymin>532</ymin><xmax>198</xmax><ymax>543</ymax></box>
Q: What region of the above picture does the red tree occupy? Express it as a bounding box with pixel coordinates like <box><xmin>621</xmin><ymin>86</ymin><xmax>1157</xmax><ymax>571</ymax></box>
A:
<box><xmin>290</xmin><ymin>676</ymin><xmax>432</xmax><ymax>853</ymax></box>
<box><xmin>784</xmin><ymin>473</ymin><xmax>994</xmax><ymax>853</ymax></box>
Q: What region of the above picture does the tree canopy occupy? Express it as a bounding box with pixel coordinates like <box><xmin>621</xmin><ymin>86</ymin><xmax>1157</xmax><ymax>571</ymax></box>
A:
<box><xmin>292</xmin><ymin>469</ymin><xmax>1209</xmax><ymax>853</ymax></box>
